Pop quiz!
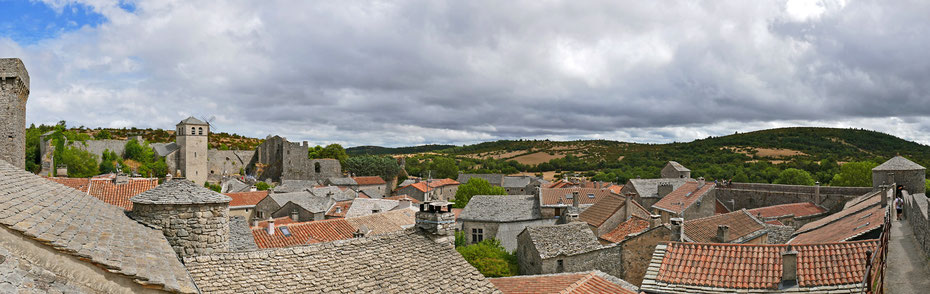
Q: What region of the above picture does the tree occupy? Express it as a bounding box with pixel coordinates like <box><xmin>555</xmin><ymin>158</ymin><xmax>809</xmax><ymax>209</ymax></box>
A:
<box><xmin>774</xmin><ymin>168</ymin><xmax>815</xmax><ymax>186</ymax></box>
<box><xmin>430</xmin><ymin>157</ymin><xmax>459</xmax><ymax>179</ymax></box>
<box><xmin>453</xmin><ymin>178</ymin><xmax>507</xmax><ymax>208</ymax></box>
<box><xmin>60</xmin><ymin>147</ymin><xmax>99</xmax><ymax>178</ymax></box>
<box><xmin>204</xmin><ymin>182</ymin><xmax>222</xmax><ymax>193</ymax></box>
<box><xmin>830</xmin><ymin>161</ymin><xmax>878</xmax><ymax>187</ymax></box>
<box><xmin>343</xmin><ymin>155</ymin><xmax>401</xmax><ymax>181</ymax></box>
<box><xmin>94</xmin><ymin>130</ymin><xmax>112</xmax><ymax>140</ymax></box>
<box><xmin>455</xmin><ymin>239</ymin><xmax>519</xmax><ymax>277</ymax></box>
<box><xmin>123</xmin><ymin>139</ymin><xmax>147</xmax><ymax>162</ymax></box>
<box><xmin>308</xmin><ymin>144</ymin><xmax>349</xmax><ymax>164</ymax></box>
<box><xmin>255</xmin><ymin>181</ymin><xmax>271</xmax><ymax>191</ymax></box>
<box><xmin>99</xmin><ymin>149</ymin><xmax>121</xmax><ymax>174</ymax></box>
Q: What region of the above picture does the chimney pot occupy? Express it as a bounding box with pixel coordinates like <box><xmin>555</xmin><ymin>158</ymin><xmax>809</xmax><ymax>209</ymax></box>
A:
<box><xmin>650</xmin><ymin>214</ymin><xmax>661</xmax><ymax>228</ymax></box>
<box><xmin>716</xmin><ymin>225</ymin><xmax>730</xmax><ymax>243</ymax></box>
<box><xmin>572</xmin><ymin>191</ymin><xmax>580</xmax><ymax>208</ymax></box>
<box><xmin>670</xmin><ymin>218</ymin><xmax>684</xmax><ymax>242</ymax></box>
<box><xmin>267</xmin><ymin>218</ymin><xmax>275</xmax><ymax>235</ymax></box>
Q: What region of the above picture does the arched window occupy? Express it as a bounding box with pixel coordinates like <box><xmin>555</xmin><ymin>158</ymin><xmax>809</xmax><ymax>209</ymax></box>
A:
<box><xmin>191</xmin><ymin>127</ymin><xmax>196</xmax><ymax>134</ymax></box>
<box><xmin>314</xmin><ymin>162</ymin><xmax>321</xmax><ymax>173</ymax></box>
<box><xmin>198</xmin><ymin>127</ymin><xmax>203</xmax><ymax>135</ymax></box>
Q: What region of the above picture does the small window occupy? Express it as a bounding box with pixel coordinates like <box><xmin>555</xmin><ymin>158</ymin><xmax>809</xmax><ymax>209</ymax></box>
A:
<box><xmin>557</xmin><ymin>260</ymin><xmax>564</xmax><ymax>272</ymax></box>
<box><xmin>372</xmin><ymin>209</ymin><xmax>380</xmax><ymax>214</ymax></box>
<box><xmin>587</xmin><ymin>193</ymin><xmax>595</xmax><ymax>198</ymax></box>
<box><xmin>315</xmin><ymin>162</ymin><xmax>321</xmax><ymax>173</ymax></box>
<box><xmin>472</xmin><ymin>228</ymin><xmax>484</xmax><ymax>243</ymax></box>
<box><xmin>280</xmin><ymin>226</ymin><xmax>292</xmax><ymax>237</ymax></box>
<box><xmin>256</xmin><ymin>211</ymin><xmax>264</xmax><ymax>219</ymax></box>
<box><xmin>566</xmin><ymin>193</ymin><xmax>573</xmax><ymax>199</ymax></box>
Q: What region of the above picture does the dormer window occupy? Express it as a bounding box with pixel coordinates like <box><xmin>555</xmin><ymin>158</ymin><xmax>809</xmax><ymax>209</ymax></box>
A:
<box><xmin>587</xmin><ymin>193</ymin><xmax>595</xmax><ymax>198</ymax></box>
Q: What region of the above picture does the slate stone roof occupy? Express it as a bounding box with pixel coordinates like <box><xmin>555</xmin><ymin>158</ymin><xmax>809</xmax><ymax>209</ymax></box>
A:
<box><xmin>489</xmin><ymin>271</ymin><xmax>639</xmax><ymax>294</ymax></box>
<box><xmin>458</xmin><ymin>195</ymin><xmax>541</xmax><ymax>222</ymax></box>
<box><xmin>748</xmin><ymin>202</ymin><xmax>827</xmax><ymax>219</ymax></box>
<box><xmin>228</xmin><ymin>216</ymin><xmax>258</xmax><ymax>251</ymax></box>
<box><xmin>578</xmin><ymin>193</ymin><xmax>651</xmax><ymax>228</ymax></box>
<box><xmin>627</xmin><ymin>178</ymin><xmax>691</xmax><ymax>199</ymax></box>
<box><xmin>326</xmin><ymin>177</ymin><xmax>357</xmax><ymax>186</ymax></box>
<box><xmin>46</xmin><ymin>175</ymin><xmax>159</xmax><ymax>210</ymax></box>
<box><xmin>789</xmin><ymin>190</ymin><xmax>885</xmax><ymax>244</ymax></box>
<box><xmin>458</xmin><ymin>173</ymin><xmax>505</xmax><ymax>186</ymax></box>
<box><xmin>667</xmin><ymin>161</ymin><xmax>690</xmax><ymax>172</ymax></box>
<box><xmin>0</xmin><ymin>160</ymin><xmax>197</xmax><ymax>293</ymax></box>
<box><xmin>352</xmin><ymin>176</ymin><xmax>386</xmax><ymax>185</ymax></box>
<box><xmin>268</xmin><ymin>191</ymin><xmax>335</xmax><ymax>213</ymax></box>
<box><xmin>224</xmin><ymin>190</ymin><xmax>268</xmax><ymax>208</ymax></box>
<box><xmin>873</xmin><ymin>155</ymin><xmax>925</xmax><ymax>171</ymax></box>
<box><xmin>345</xmin><ymin>207</ymin><xmax>417</xmax><ymax>235</ymax></box>
<box><xmin>641</xmin><ymin>241</ymin><xmax>877</xmax><ymax>293</ymax></box>
<box><xmin>152</xmin><ymin>142</ymin><xmax>179</xmax><ymax>157</ymax></box>
<box><xmin>522</xmin><ymin>223</ymin><xmax>605</xmax><ymax>259</ymax></box>
<box><xmin>178</xmin><ymin>116</ymin><xmax>207</xmax><ymax>125</ymax></box>
<box><xmin>185</xmin><ymin>230</ymin><xmax>501</xmax><ymax>293</ymax></box>
<box><xmin>344</xmin><ymin>198</ymin><xmax>401</xmax><ymax>218</ymax></box>
<box><xmin>131</xmin><ymin>178</ymin><xmax>231</xmax><ymax>205</ymax></box>
<box><xmin>358</xmin><ymin>186</ymin><xmax>385</xmax><ymax>198</ymax></box>
<box><xmin>540</xmin><ymin>187</ymin><xmax>616</xmax><ymax>207</ymax></box>
<box><xmin>652</xmin><ymin>182</ymin><xmax>715</xmax><ymax>214</ymax></box>
<box><xmin>272</xmin><ymin>179</ymin><xmax>320</xmax><ymax>193</ymax></box>
<box><xmin>599</xmin><ymin>216</ymin><xmax>651</xmax><ymax>243</ymax></box>
<box><xmin>502</xmin><ymin>176</ymin><xmax>531</xmax><ymax>188</ymax></box>
<box><xmin>683</xmin><ymin>209</ymin><xmax>767</xmax><ymax>243</ymax></box>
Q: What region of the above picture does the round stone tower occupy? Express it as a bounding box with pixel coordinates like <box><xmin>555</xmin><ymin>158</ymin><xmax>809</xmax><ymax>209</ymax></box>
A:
<box><xmin>0</xmin><ymin>58</ymin><xmax>29</xmax><ymax>169</ymax></box>
<box><xmin>130</xmin><ymin>178</ymin><xmax>231</xmax><ymax>257</ymax></box>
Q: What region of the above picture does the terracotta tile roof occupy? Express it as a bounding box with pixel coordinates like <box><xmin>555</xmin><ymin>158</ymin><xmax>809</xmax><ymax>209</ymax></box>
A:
<box><xmin>540</xmin><ymin>187</ymin><xmax>614</xmax><ymax>206</ymax></box>
<box><xmin>383</xmin><ymin>194</ymin><xmax>421</xmax><ymax>203</ymax></box>
<box><xmin>715</xmin><ymin>199</ymin><xmax>730</xmax><ymax>214</ymax></box>
<box><xmin>642</xmin><ymin>241</ymin><xmax>877</xmax><ymax>292</ymax></box>
<box><xmin>185</xmin><ymin>230</ymin><xmax>501</xmax><ymax>293</ymax></box>
<box><xmin>599</xmin><ymin>216</ymin><xmax>651</xmax><ymax>243</ymax></box>
<box><xmin>352</xmin><ymin>176</ymin><xmax>386</xmax><ymax>185</ymax></box>
<box><xmin>608</xmin><ymin>185</ymin><xmax>623</xmax><ymax>194</ymax></box>
<box><xmin>326</xmin><ymin>200</ymin><xmax>353</xmax><ymax>218</ymax></box>
<box><xmin>252</xmin><ymin>218</ymin><xmax>356</xmax><ymax>248</ymax></box>
<box><xmin>46</xmin><ymin>176</ymin><xmax>159</xmax><ymax>210</ymax></box>
<box><xmin>578</xmin><ymin>194</ymin><xmax>650</xmax><ymax>228</ymax></box>
<box><xmin>397</xmin><ymin>178</ymin><xmax>460</xmax><ymax>192</ymax></box>
<box><xmin>252</xmin><ymin>209</ymin><xmax>417</xmax><ymax>248</ymax></box>
<box><xmin>766</xmin><ymin>219</ymin><xmax>785</xmax><ymax>225</ymax></box>
<box><xmin>748</xmin><ymin>202</ymin><xmax>827</xmax><ymax>219</ymax></box>
<box><xmin>790</xmin><ymin>190</ymin><xmax>885</xmax><ymax>244</ymax></box>
<box><xmin>490</xmin><ymin>271</ymin><xmax>638</xmax><ymax>294</ymax></box>
<box><xmin>652</xmin><ymin>182</ymin><xmax>715</xmax><ymax>214</ymax></box>
<box><xmin>683</xmin><ymin>209</ymin><xmax>767</xmax><ymax>243</ymax></box>
<box><xmin>452</xmin><ymin>208</ymin><xmax>464</xmax><ymax>219</ymax></box>
<box><xmin>224</xmin><ymin>190</ymin><xmax>268</xmax><ymax>207</ymax></box>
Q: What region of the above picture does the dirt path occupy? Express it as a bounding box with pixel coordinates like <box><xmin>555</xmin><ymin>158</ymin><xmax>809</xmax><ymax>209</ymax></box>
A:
<box><xmin>885</xmin><ymin>217</ymin><xmax>930</xmax><ymax>293</ymax></box>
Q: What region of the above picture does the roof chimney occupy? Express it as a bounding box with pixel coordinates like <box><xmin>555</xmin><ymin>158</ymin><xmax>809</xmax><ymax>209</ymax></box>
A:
<box><xmin>415</xmin><ymin>201</ymin><xmax>456</xmax><ymax>245</ymax></box>
<box><xmin>697</xmin><ymin>177</ymin><xmax>705</xmax><ymax>187</ymax></box>
<box><xmin>650</xmin><ymin>214</ymin><xmax>661</xmax><ymax>228</ymax></box>
<box><xmin>624</xmin><ymin>193</ymin><xmax>634</xmax><ymax>221</ymax></box>
<box><xmin>290</xmin><ymin>210</ymin><xmax>299</xmax><ymax>222</ymax></box>
<box><xmin>658</xmin><ymin>182</ymin><xmax>673</xmax><ymax>198</ymax></box>
<box><xmin>781</xmin><ymin>246</ymin><xmax>798</xmax><ymax>287</ymax></box>
<box><xmin>716</xmin><ymin>225</ymin><xmax>730</xmax><ymax>243</ymax></box>
<box><xmin>670</xmin><ymin>218</ymin><xmax>684</xmax><ymax>242</ymax></box>
<box><xmin>354</xmin><ymin>225</ymin><xmax>371</xmax><ymax>238</ymax></box>
<box><xmin>572</xmin><ymin>191</ymin><xmax>580</xmax><ymax>208</ymax></box>
<box><xmin>266</xmin><ymin>218</ymin><xmax>275</xmax><ymax>236</ymax></box>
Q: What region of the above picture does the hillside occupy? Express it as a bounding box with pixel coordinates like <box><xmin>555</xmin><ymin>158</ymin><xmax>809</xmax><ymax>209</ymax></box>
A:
<box><xmin>346</xmin><ymin>144</ymin><xmax>456</xmax><ymax>156</ymax></box>
<box><xmin>67</xmin><ymin>127</ymin><xmax>263</xmax><ymax>150</ymax></box>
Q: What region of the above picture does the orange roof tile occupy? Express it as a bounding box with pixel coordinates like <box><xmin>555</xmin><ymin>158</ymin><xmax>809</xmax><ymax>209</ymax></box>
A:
<box><xmin>47</xmin><ymin>176</ymin><xmax>158</xmax><ymax>210</ymax></box>
<box><xmin>790</xmin><ymin>191</ymin><xmax>885</xmax><ymax>244</ymax></box>
<box><xmin>352</xmin><ymin>176</ymin><xmax>386</xmax><ymax>185</ymax></box>
<box><xmin>224</xmin><ymin>191</ymin><xmax>268</xmax><ymax>207</ymax></box>
<box><xmin>578</xmin><ymin>194</ymin><xmax>650</xmax><ymax>228</ymax></box>
<box><xmin>397</xmin><ymin>178</ymin><xmax>460</xmax><ymax>193</ymax></box>
<box><xmin>599</xmin><ymin>217</ymin><xmax>650</xmax><ymax>243</ymax></box>
<box><xmin>325</xmin><ymin>200</ymin><xmax>353</xmax><ymax>218</ymax></box>
<box><xmin>251</xmin><ymin>218</ymin><xmax>355</xmax><ymax>248</ymax></box>
<box><xmin>748</xmin><ymin>202</ymin><xmax>827</xmax><ymax>219</ymax></box>
<box><xmin>715</xmin><ymin>199</ymin><xmax>730</xmax><ymax>214</ymax></box>
<box><xmin>652</xmin><ymin>182</ymin><xmax>715</xmax><ymax>214</ymax></box>
<box><xmin>46</xmin><ymin>177</ymin><xmax>91</xmax><ymax>191</ymax></box>
<box><xmin>490</xmin><ymin>271</ymin><xmax>637</xmax><ymax>294</ymax></box>
<box><xmin>254</xmin><ymin>216</ymin><xmax>300</xmax><ymax>228</ymax></box>
<box><xmin>540</xmin><ymin>188</ymin><xmax>614</xmax><ymax>206</ymax></box>
<box><xmin>383</xmin><ymin>195</ymin><xmax>421</xmax><ymax>204</ymax></box>
<box><xmin>683</xmin><ymin>209</ymin><xmax>767</xmax><ymax>243</ymax></box>
<box><xmin>650</xmin><ymin>240</ymin><xmax>877</xmax><ymax>289</ymax></box>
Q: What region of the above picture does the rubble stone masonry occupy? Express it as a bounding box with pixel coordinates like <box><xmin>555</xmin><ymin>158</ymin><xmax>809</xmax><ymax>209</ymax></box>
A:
<box><xmin>0</xmin><ymin>58</ymin><xmax>29</xmax><ymax>169</ymax></box>
<box><xmin>130</xmin><ymin>203</ymin><xmax>230</xmax><ymax>257</ymax></box>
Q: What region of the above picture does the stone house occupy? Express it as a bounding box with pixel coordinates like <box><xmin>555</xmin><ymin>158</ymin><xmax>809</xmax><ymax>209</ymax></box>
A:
<box><xmin>747</xmin><ymin>201</ymin><xmax>828</xmax><ymax>229</ymax></box>
<box><xmin>247</xmin><ymin>135</ymin><xmax>342</xmax><ymax>183</ymax></box>
<box><xmin>620</xmin><ymin>178</ymin><xmax>691</xmax><ymax>208</ymax></box>
<box><xmin>352</xmin><ymin>175</ymin><xmax>388</xmax><ymax>195</ymax></box>
<box><xmin>393</xmin><ymin>178</ymin><xmax>460</xmax><ymax>202</ymax></box>
<box><xmin>660</xmin><ymin>161</ymin><xmax>691</xmax><ymax>179</ymax></box>
<box><xmin>457</xmin><ymin>173</ymin><xmax>547</xmax><ymax>195</ymax></box>
<box><xmin>681</xmin><ymin>209</ymin><xmax>769</xmax><ymax>244</ymax></box>
<box><xmin>458</xmin><ymin>195</ymin><xmax>556</xmax><ymax>251</ymax></box>
<box><xmin>578</xmin><ymin>192</ymin><xmax>652</xmax><ymax>237</ymax></box>
<box><xmin>517</xmin><ymin>223</ymin><xmax>619</xmax><ymax>277</ymax></box>
<box><xmin>489</xmin><ymin>271</ymin><xmax>640</xmax><ymax>294</ymax></box>
<box><xmin>224</xmin><ymin>190</ymin><xmax>269</xmax><ymax>220</ymax></box>
<box><xmin>252</xmin><ymin>186</ymin><xmax>356</xmax><ymax>223</ymax></box>
<box><xmin>873</xmin><ymin>155</ymin><xmax>926</xmax><ymax>195</ymax></box>
<box><xmin>789</xmin><ymin>189</ymin><xmax>887</xmax><ymax>244</ymax></box>
<box><xmin>651</xmin><ymin>179</ymin><xmax>716</xmax><ymax>222</ymax></box>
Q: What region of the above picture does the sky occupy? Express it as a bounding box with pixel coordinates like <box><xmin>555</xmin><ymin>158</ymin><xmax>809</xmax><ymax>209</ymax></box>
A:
<box><xmin>2</xmin><ymin>0</ymin><xmax>930</xmax><ymax>147</ymax></box>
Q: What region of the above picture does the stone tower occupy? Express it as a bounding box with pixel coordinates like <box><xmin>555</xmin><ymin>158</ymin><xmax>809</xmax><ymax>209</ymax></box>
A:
<box><xmin>176</xmin><ymin>117</ymin><xmax>209</xmax><ymax>185</ymax></box>
<box><xmin>129</xmin><ymin>179</ymin><xmax>231</xmax><ymax>257</ymax></box>
<box><xmin>0</xmin><ymin>58</ymin><xmax>29</xmax><ymax>169</ymax></box>
<box><xmin>872</xmin><ymin>156</ymin><xmax>926</xmax><ymax>194</ymax></box>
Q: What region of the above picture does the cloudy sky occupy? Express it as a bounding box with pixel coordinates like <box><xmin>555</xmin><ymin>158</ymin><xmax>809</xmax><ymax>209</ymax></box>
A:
<box><xmin>2</xmin><ymin>0</ymin><xmax>929</xmax><ymax>147</ymax></box>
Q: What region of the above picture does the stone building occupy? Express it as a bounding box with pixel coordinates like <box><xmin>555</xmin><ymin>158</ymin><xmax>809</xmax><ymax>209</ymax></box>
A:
<box><xmin>747</xmin><ymin>201</ymin><xmax>828</xmax><ymax>229</ymax></box>
<box><xmin>458</xmin><ymin>195</ymin><xmax>556</xmax><ymax>251</ymax></box>
<box><xmin>577</xmin><ymin>192</ymin><xmax>651</xmax><ymax>237</ymax></box>
<box><xmin>681</xmin><ymin>209</ymin><xmax>769</xmax><ymax>244</ymax></box>
<box><xmin>620</xmin><ymin>178</ymin><xmax>691</xmax><ymax>208</ymax></box>
<box><xmin>489</xmin><ymin>271</ymin><xmax>640</xmax><ymax>294</ymax></box>
<box><xmin>789</xmin><ymin>188</ymin><xmax>887</xmax><ymax>244</ymax></box>
<box><xmin>660</xmin><ymin>161</ymin><xmax>691</xmax><ymax>179</ymax></box>
<box><xmin>172</xmin><ymin>117</ymin><xmax>210</xmax><ymax>185</ymax></box>
<box><xmin>224</xmin><ymin>190</ymin><xmax>268</xmax><ymax>220</ymax></box>
<box><xmin>457</xmin><ymin>173</ymin><xmax>547</xmax><ymax>195</ymax></box>
<box><xmin>206</xmin><ymin>150</ymin><xmax>254</xmax><ymax>183</ymax></box>
<box><xmin>516</xmin><ymin>223</ymin><xmax>623</xmax><ymax>278</ymax></box>
<box><xmin>651</xmin><ymin>179</ymin><xmax>716</xmax><ymax>222</ymax></box>
<box><xmin>394</xmin><ymin>178</ymin><xmax>460</xmax><ymax>202</ymax></box>
<box><xmin>873</xmin><ymin>155</ymin><xmax>926</xmax><ymax>195</ymax></box>
<box><xmin>129</xmin><ymin>179</ymin><xmax>232</xmax><ymax>257</ymax></box>
<box><xmin>252</xmin><ymin>186</ymin><xmax>356</xmax><ymax>223</ymax></box>
<box><xmin>248</xmin><ymin>135</ymin><xmax>342</xmax><ymax>183</ymax></box>
<box><xmin>0</xmin><ymin>58</ymin><xmax>29</xmax><ymax>169</ymax></box>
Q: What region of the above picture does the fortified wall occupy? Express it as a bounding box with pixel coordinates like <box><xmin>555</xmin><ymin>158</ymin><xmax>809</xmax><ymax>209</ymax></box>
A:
<box><xmin>248</xmin><ymin>136</ymin><xmax>341</xmax><ymax>183</ymax></box>
<box><xmin>904</xmin><ymin>191</ymin><xmax>930</xmax><ymax>257</ymax></box>
<box><xmin>716</xmin><ymin>182</ymin><xmax>873</xmax><ymax>213</ymax></box>
<box><xmin>0</xmin><ymin>58</ymin><xmax>29</xmax><ymax>169</ymax></box>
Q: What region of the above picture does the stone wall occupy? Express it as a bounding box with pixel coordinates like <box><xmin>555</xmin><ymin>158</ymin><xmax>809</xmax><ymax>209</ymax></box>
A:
<box><xmin>72</xmin><ymin>139</ymin><xmax>128</xmax><ymax>161</ymax></box>
<box><xmin>207</xmin><ymin>150</ymin><xmax>254</xmax><ymax>182</ymax></box>
<box><xmin>463</xmin><ymin>219</ymin><xmax>556</xmax><ymax>252</ymax></box>
<box><xmin>249</xmin><ymin>136</ymin><xmax>341</xmax><ymax>183</ymax></box>
<box><xmin>177</xmin><ymin>127</ymin><xmax>208</xmax><ymax>185</ymax></box>
<box><xmin>130</xmin><ymin>203</ymin><xmax>230</xmax><ymax>257</ymax></box>
<box><xmin>0</xmin><ymin>58</ymin><xmax>29</xmax><ymax>169</ymax></box>
<box><xmin>682</xmin><ymin>189</ymin><xmax>716</xmax><ymax>221</ymax></box>
<box><xmin>765</xmin><ymin>224</ymin><xmax>795</xmax><ymax>244</ymax></box>
<box><xmin>874</xmin><ymin>169</ymin><xmax>926</xmax><ymax>195</ymax></box>
<box><xmin>619</xmin><ymin>225</ymin><xmax>672</xmax><ymax>286</ymax></box>
<box><xmin>716</xmin><ymin>182</ymin><xmax>872</xmax><ymax>213</ymax></box>
<box><xmin>904</xmin><ymin>191</ymin><xmax>930</xmax><ymax>258</ymax></box>
<box><xmin>539</xmin><ymin>245</ymin><xmax>624</xmax><ymax>279</ymax></box>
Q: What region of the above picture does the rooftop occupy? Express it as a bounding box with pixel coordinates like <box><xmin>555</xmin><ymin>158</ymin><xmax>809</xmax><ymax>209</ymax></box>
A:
<box><xmin>459</xmin><ymin>195</ymin><xmax>541</xmax><ymax>222</ymax></box>
<box><xmin>398</xmin><ymin>178</ymin><xmax>461</xmax><ymax>193</ymax></box>
<box><xmin>46</xmin><ymin>175</ymin><xmax>159</xmax><ymax>210</ymax></box>
<box><xmin>185</xmin><ymin>230</ymin><xmax>501</xmax><ymax>293</ymax></box>
<box><xmin>0</xmin><ymin>160</ymin><xmax>196</xmax><ymax>293</ymax></box>
<box><xmin>252</xmin><ymin>209</ymin><xmax>417</xmax><ymax>248</ymax></box>
<box><xmin>178</xmin><ymin>116</ymin><xmax>208</xmax><ymax>125</ymax></box>
<box><xmin>352</xmin><ymin>175</ymin><xmax>386</xmax><ymax>185</ymax></box>
<box><xmin>641</xmin><ymin>241</ymin><xmax>877</xmax><ymax>292</ymax></box>
<box><xmin>578</xmin><ymin>193</ymin><xmax>650</xmax><ymax>228</ymax></box>
<box><xmin>789</xmin><ymin>191</ymin><xmax>886</xmax><ymax>244</ymax></box>
<box><xmin>224</xmin><ymin>190</ymin><xmax>268</xmax><ymax>207</ymax></box>
<box><xmin>652</xmin><ymin>181</ymin><xmax>715</xmax><ymax>214</ymax></box>
<box><xmin>131</xmin><ymin>178</ymin><xmax>231</xmax><ymax>205</ymax></box>
<box><xmin>683</xmin><ymin>209</ymin><xmax>767</xmax><ymax>243</ymax></box>
<box><xmin>489</xmin><ymin>271</ymin><xmax>639</xmax><ymax>294</ymax></box>
<box><xmin>748</xmin><ymin>202</ymin><xmax>827</xmax><ymax>219</ymax></box>
<box><xmin>522</xmin><ymin>223</ymin><xmax>605</xmax><ymax>259</ymax></box>
<box><xmin>627</xmin><ymin>178</ymin><xmax>691</xmax><ymax>199</ymax></box>
<box><xmin>666</xmin><ymin>161</ymin><xmax>690</xmax><ymax>172</ymax></box>
<box><xmin>599</xmin><ymin>216</ymin><xmax>651</xmax><ymax>243</ymax></box>
<box><xmin>873</xmin><ymin>155</ymin><xmax>925</xmax><ymax>171</ymax></box>
<box><xmin>458</xmin><ymin>173</ymin><xmax>505</xmax><ymax>186</ymax></box>
<box><xmin>540</xmin><ymin>187</ymin><xmax>616</xmax><ymax>207</ymax></box>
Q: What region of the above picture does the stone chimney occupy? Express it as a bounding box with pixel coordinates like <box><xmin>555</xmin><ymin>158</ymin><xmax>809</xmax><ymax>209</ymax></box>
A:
<box><xmin>657</xmin><ymin>182</ymin><xmax>673</xmax><ymax>198</ymax></box>
<box><xmin>715</xmin><ymin>225</ymin><xmax>730</xmax><ymax>243</ymax></box>
<box><xmin>697</xmin><ymin>177</ymin><xmax>705</xmax><ymax>187</ymax></box>
<box><xmin>0</xmin><ymin>58</ymin><xmax>29</xmax><ymax>169</ymax></box>
<box><xmin>624</xmin><ymin>193</ymin><xmax>634</xmax><ymax>221</ymax></box>
<box><xmin>415</xmin><ymin>201</ymin><xmax>456</xmax><ymax>246</ymax></box>
<box><xmin>396</xmin><ymin>197</ymin><xmax>413</xmax><ymax>210</ymax></box>
<box><xmin>572</xmin><ymin>191</ymin><xmax>580</xmax><ymax>208</ymax></box>
<box><xmin>781</xmin><ymin>246</ymin><xmax>798</xmax><ymax>287</ymax></box>
<box><xmin>650</xmin><ymin>214</ymin><xmax>661</xmax><ymax>228</ymax></box>
<box><xmin>115</xmin><ymin>173</ymin><xmax>129</xmax><ymax>185</ymax></box>
<box><xmin>129</xmin><ymin>179</ymin><xmax>232</xmax><ymax>258</ymax></box>
<box><xmin>354</xmin><ymin>225</ymin><xmax>371</xmax><ymax>238</ymax></box>
<box><xmin>267</xmin><ymin>218</ymin><xmax>275</xmax><ymax>235</ymax></box>
<box><xmin>814</xmin><ymin>181</ymin><xmax>821</xmax><ymax>204</ymax></box>
<box><xmin>670</xmin><ymin>218</ymin><xmax>684</xmax><ymax>242</ymax></box>
<box><xmin>290</xmin><ymin>210</ymin><xmax>299</xmax><ymax>221</ymax></box>
<box><xmin>881</xmin><ymin>184</ymin><xmax>889</xmax><ymax>208</ymax></box>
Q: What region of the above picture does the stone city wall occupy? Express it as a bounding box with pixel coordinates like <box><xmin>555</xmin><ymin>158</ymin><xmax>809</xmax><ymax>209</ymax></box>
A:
<box><xmin>716</xmin><ymin>182</ymin><xmax>872</xmax><ymax>213</ymax></box>
<box><xmin>130</xmin><ymin>203</ymin><xmax>230</xmax><ymax>257</ymax></box>
<box><xmin>904</xmin><ymin>191</ymin><xmax>930</xmax><ymax>258</ymax></box>
<box><xmin>0</xmin><ymin>58</ymin><xmax>29</xmax><ymax>170</ymax></box>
